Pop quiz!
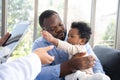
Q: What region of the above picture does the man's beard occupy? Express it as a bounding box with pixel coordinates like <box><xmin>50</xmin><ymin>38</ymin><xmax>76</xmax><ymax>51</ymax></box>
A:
<box><xmin>55</xmin><ymin>30</ymin><xmax>67</xmax><ymax>41</ymax></box>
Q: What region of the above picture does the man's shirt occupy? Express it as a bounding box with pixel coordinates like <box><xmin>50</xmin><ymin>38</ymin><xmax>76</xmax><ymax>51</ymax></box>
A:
<box><xmin>32</xmin><ymin>37</ymin><xmax>104</xmax><ymax>80</ymax></box>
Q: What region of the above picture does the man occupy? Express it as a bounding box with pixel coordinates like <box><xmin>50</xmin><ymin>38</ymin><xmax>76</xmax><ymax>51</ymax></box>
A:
<box><xmin>32</xmin><ymin>10</ymin><xmax>104</xmax><ymax>80</ymax></box>
<box><xmin>0</xmin><ymin>45</ymin><xmax>54</xmax><ymax>80</ymax></box>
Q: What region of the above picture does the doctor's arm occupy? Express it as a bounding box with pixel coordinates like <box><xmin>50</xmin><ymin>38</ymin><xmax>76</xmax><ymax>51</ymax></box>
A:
<box><xmin>0</xmin><ymin>46</ymin><xmax>54</xmax><ymax>80</ymax></box>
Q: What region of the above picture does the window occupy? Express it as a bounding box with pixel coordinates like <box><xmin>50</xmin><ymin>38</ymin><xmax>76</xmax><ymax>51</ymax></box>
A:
<box><xmin>67</xmin><ymin>0</ymin><xmax>92</xmax><ymax>30</ymax></box>
<box><xmin>7</xmin><ymin>0</ymin><xmax>34</xmax><ymax>60</ymax></box>
<box><xmin>0</xmin><ymin>1</ymin><xmax>2</xmax><ymax>36</ymax></box>
<box><xmin>7</xmin><ymin>0</ymin><xmax>34</xmax><ymax>32</ymax></box>
<box><xmin>37</xmin><ymin>0</ymin><xmax>65</xmax><ymax>37</ymax></box>
<box><xmin>94</xmin><ymin>0</ymin><xmax>118</xmax><ymax>48</ymax></box>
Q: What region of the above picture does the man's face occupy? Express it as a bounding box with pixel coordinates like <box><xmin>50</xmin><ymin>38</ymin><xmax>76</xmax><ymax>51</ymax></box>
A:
<box><xmin>42</xmin><ymin>14</ymin><xmax>66</xmax><ymax>40</ymax></box>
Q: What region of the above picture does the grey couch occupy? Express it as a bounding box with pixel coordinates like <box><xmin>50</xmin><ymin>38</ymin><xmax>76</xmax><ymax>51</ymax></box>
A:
<box><xmin>93</xmin><ymin>46</ymin><xmax>120</xmax><ymax>80</ymax></box>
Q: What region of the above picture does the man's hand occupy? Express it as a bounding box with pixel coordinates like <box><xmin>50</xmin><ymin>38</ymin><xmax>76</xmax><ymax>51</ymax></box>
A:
<box><xmin>34</xmin><ymin>45</ymin><xmax>55</xmax><ymax>64</ymax></box>
<box><xmin>70</xmin><ymin>54</ymin><xmax>95</xmax><ymax>70</ymax></box>
<box><xmin>60</xmin><ymin>54</ymin><xmax>95</xmax><ymax>77</ymax></box>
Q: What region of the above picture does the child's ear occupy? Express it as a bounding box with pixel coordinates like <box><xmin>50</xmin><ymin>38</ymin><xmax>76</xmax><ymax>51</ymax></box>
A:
<box><xmin>78</xmin><ymin>38</ymin><xmax>86</xmax><ymax>45</ymax></box>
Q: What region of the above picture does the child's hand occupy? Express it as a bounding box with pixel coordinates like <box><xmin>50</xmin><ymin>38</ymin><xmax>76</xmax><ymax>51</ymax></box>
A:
<box><xmin>42</xmin><ymin>30</ymin><xmax>59</xmax><ymax>46</ymax></box>
<box><xmin>42</xmin><ymin>30</ymin><xmax>55</xmax><ymax>43</ymax></box>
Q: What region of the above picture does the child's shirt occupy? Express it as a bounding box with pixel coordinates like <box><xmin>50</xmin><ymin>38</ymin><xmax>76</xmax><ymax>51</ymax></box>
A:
<box><xmin>57</xmin><ymin>39</ymin><xmax>93</xmax><ymax>74</ymax></box>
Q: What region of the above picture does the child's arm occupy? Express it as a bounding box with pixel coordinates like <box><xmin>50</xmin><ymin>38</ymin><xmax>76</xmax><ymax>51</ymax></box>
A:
<box><xmin>58</xmin><ymin>39</ymin><xmax>87</xmax><ymax>56</ymax></box>
<box><xmin>42</xmin><ymin>30</ymin><xmax>86</xmax><ymax>56</ymax></box>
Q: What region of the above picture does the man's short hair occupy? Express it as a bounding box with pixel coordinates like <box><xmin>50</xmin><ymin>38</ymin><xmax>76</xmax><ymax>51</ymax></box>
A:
<box><xmin>39</xmin><ymin>10</ymin><xmax>57</xmax><ymax>27</ymax></box>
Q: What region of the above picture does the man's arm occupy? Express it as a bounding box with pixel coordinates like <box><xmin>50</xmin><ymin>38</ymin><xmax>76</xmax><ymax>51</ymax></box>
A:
<box><xmin>85</xmin><ymin>43</ymin><xmax>105</xmax><ymax>73</ymax></box>
<box><xmin>60</xmin><ymin>55</ymin><xmax>95</xmax><ymax>77</ymax></box>
<box><xmin>35</xmin><ymin>55</ymin><xmax>95</xmax><ymax>79</ymax></box>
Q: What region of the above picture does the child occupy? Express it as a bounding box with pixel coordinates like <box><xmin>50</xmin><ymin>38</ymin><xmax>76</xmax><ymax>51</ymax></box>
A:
<box><xmin>42</xmin><ymin>22</ymin><xmax>110</xmax><ymax>80</ymax></box>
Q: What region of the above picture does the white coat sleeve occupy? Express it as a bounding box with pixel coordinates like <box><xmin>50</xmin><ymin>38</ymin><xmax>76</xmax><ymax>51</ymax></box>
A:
<box><xmin>0</xmin><ymin>53</ymin><xmax>41</xmax><ymax>80</ymax></box>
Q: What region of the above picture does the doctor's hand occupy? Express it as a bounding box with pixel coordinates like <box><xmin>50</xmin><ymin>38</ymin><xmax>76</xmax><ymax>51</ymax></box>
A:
<box><xmin>34</xmin><ymin>45</ymin><xmax>55</xmax><ymax>64</ymax></box>
<box><xmin>0</xmin><ymin>32</ymin><xmax>11</xmax><ymax>46</ymax></box>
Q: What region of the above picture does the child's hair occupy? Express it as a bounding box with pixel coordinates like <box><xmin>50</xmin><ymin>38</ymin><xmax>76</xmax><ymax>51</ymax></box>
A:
<box><xmin>71</xmin><ymin>22</ymin><xmax>92</xmax><ymax>44</ymax></box>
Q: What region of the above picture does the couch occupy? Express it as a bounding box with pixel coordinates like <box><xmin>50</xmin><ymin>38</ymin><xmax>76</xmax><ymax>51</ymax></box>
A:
<box><xmin>93</xmin><ymin>46</ymin><xmax>120</xmax><ymax>80</ymax></box>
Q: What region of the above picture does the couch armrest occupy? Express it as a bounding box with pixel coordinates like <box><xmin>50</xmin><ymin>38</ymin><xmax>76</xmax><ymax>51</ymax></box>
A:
<box><xmin>93</xmin><ymin>46</ymin><xmax>120</xmax><ymax>80</ymax></box>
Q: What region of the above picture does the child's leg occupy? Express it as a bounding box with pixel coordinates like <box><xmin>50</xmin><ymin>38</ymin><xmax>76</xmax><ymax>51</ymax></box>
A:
<box><xmin>65</xmin><ymin>70</ymin><xmax>86</xmax><ymax>80</ymax></box>
<box><xmin>65</xmin><ymin>70</ymin><xmax>110</xmax><ymax>80</ymax></box>
<box><xmin>85</xmin><ymin>73</ymin><xmax>110</xmax><ymax>80</ymax></box>
<box><xmin>77</xmin><ymin>73</ymin><xmax>110</xmax><ymax>80</ymax></box>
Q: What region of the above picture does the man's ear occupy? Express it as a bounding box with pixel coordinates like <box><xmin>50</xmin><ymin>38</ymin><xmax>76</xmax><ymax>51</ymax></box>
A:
<box><xmin>78</xmin><ymin>38</ymin><xmax>86</xmax><ymax>45</ymax></box>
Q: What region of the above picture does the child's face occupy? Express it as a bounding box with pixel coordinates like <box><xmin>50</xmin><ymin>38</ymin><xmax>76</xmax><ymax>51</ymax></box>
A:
<box><xmin>67</xmin><ymin>28</ymin><xmax>85</xmax><ymax>45</ymax></box>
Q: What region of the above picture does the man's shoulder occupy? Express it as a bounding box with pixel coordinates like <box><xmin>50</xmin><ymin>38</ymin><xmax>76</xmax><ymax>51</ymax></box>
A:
<box><xmin>34</xmin><ymin>37</ymin><xmax>45</xmax><ymax>43</ymax></box>
<box><xmin>33</xmin><ymin>37</ymin><xmax>52</xmax><ymax>45</ymax></box>
<box><xmin>32</xmin><ymin>37</ymin><xmax>49</xmax><ymax>51</ymax></box>
<box><xmin>85</xmin><ymin>42</ymin><xmax>90</xmax><ymax>47</ymax></box>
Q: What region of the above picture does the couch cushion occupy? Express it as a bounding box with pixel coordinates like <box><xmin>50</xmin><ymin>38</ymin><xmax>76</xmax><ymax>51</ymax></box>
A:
<box><xmin>93</xmin><ymin>46</ymin><xmax>120</xmax><ymax>80</ymax></box>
